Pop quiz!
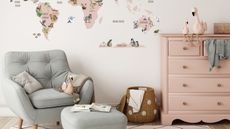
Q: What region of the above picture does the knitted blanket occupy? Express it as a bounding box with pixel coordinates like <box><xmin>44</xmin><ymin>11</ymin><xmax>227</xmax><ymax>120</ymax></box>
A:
<box><xmin>56</xmin><ymin>72</ymin><xmax>92</xmax><ymax>104</ymax></box>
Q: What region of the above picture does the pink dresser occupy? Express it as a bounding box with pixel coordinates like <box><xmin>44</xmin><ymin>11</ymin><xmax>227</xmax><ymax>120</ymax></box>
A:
<box><xmin>161</xmin><ymin>34</ymin><xmax>230</xmax><ymax>125</ymax></box>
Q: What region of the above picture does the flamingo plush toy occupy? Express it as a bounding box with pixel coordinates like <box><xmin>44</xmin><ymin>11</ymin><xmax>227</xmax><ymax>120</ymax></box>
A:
<box><xmin>182</xmin><ymin>21</ymin><xmax>190</xmax><ymax>42</ymax></box>
<box><xmin>192</xmin><ymin>7</ymin><xmax>207</xmax><ymax>34</ymax></box>
<box><xmin>182</xmin><ymin>21</ymin><xmax>189</xmax><ymax>35</ymax></box>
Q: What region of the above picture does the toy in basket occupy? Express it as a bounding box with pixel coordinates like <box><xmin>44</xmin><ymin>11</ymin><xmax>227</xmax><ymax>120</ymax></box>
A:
<box><xmin>117</xmin><ymin>86</ymin><xmax>157</xmax><ymax>123</ymax></box>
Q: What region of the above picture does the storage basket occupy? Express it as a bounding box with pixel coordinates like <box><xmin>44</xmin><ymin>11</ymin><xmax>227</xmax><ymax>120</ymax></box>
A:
<box><xmin>124</xmin><ymin>86</ymin><xmax>157</xmax><ymax>123</ymax></box>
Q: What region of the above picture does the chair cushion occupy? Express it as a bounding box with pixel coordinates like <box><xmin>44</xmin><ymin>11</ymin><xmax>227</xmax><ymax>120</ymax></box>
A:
<box><xmin>29</xmin><ymin>89</ymin><xmax>74</xmax><ymax>109</ymax></box>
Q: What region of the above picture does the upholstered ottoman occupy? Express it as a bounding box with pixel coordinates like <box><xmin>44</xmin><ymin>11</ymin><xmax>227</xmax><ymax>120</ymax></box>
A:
<box><xmin>61</xmin><ymin>107</ymin><xmax>127</xmax><ymax>129</ymax></box>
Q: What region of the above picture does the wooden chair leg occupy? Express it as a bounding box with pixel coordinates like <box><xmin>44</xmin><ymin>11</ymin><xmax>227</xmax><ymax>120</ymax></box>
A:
<box><xmin>32</xmin><ymin>124</ymin><xmax>38</xmax><ymax>129</ymax></box>
<box><xmin>17</xmin><ymin>118</ymin><xmax>23</xmax><ymax>129</ymax></box>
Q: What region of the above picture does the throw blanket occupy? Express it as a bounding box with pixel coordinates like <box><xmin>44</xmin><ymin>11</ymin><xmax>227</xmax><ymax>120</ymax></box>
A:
<box><xmin>128</xmin><ymin>89</ymin><xmax>145</xmax><ymax>113</ymax></box>
<box><xmin>56</xmin><ymin>72</ymin><xmax>92</xmax><ymax>104</ymax></box>
<box><xmin>205</xmin><ymin>39</ymin><xmax>230</xmax><ymax>71</ymax></box>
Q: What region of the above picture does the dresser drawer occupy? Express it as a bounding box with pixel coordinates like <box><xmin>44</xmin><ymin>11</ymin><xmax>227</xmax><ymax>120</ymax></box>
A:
<box><xmin>169</xmin><ymin>96</ymin><xmax>230</xmax><ymax>111</ymax></box>
<box><xmin>169</xmin><ymin>59</ymin><xmax>230</xmax><ymax>74</ymax></box>
<box><xmin>169</xmin><ymin>41</ymin><xmax>200</xmax><ymax>56</ymax></box>
<box><xmin>169</xmin><ymin>77</ymin><xmax>230</xmax><ymax>93</ymax></box>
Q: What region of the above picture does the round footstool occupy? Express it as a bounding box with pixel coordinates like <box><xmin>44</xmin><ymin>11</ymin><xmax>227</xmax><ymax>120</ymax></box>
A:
<box><xmin>61</xmin><ymin>107</ymin><xmax>127</xmax><ymax>129</ymax></box>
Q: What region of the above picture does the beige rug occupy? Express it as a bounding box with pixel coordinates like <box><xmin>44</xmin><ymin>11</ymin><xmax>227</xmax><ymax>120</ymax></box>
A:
<box><xmin>10</xmin><ymin>124</ymin><xmax>62</xmax><ymax>129</ymax></box>
<box><xmin>127</xmin><ymin>125</ymin><xmax>210</xmax><ymax>129</ymax></box>
<box><xmin>10</xmin><ymin>125</ymin><xmax>210</xmax><ymax>129</ymax></box>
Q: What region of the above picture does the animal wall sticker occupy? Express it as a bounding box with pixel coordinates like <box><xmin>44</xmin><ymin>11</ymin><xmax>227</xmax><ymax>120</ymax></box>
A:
<box><xmin>33</xmin><ymin>33</ymin><xmax>41</xmax><ymax>38</ymax></box>
<box><xmin>99</xmin><ymin>38</ymin><xmax>143</xmax><ymax>48</ymax></box>
<box><xmin>67</xmin><ymin>16</ymin><xmax>76</xmax><ymax>23</ymax></box>
<box><xmin>133</xmin><ymin>16</ymin><xmax>160</xmax><ymax>33</ymax></box>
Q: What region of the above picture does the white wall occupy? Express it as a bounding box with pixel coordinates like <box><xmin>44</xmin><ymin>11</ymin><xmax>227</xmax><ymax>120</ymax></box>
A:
<box><xmin>1</xmin><ymin>0</ymin><xmax>230</xmax><ymax>116</ymax></box>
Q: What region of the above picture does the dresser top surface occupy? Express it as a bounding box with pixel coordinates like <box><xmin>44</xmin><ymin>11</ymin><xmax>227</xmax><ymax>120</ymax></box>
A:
<box><xmin>161</xmin><ymin>33</ymin><xmax>230</xmax><ymax>38</ymax></box>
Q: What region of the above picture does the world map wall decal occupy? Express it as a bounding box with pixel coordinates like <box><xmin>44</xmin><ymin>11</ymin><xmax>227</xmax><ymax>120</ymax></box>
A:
<box><xmin>68</xmin><ymin>0</ymin><xmax>103</xmax><ymax>29</ymax></box>
<box><xmin>36</xmin><ymin>2</ymin><xmax>59</xmax><ymax>39</ymax></box>
<box><xmin>9</xmin><ymin>0</ymin><xmax>160</xmax><ymax>48</ymax></box>
<box><xmin>99</xmin><ymin>0</ymin><xmax>160</xmax><ymax>48</ymax></box>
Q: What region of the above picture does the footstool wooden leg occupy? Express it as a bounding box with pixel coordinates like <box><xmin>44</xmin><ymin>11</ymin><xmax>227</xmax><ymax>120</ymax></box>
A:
<box><xmin>32</xmin><ymin>124</ymin><xmax>38</xmax><ymax>129</ymax></box>
<box><xmin>17</xmin><ymin>118</ymin><xmax>23</xmax><ymax>129</ymax></box>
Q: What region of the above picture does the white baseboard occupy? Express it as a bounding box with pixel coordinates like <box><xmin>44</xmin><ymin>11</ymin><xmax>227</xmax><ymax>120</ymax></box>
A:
<box><xmin>0</xmin><ymin>105</ymin><xmax>15</xmax><ymax>116</ymax></box>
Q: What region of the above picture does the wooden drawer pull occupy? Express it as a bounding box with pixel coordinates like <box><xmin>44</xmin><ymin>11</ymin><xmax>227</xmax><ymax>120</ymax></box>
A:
<box><xmin>182</xmin><ymin>65</ymin><xmax>187</xmax><ymax>69</ymax></box>
<box><xmin>217</xmin><ymin>66</ymin><xmax>222</xmax><ymax>69</ymax></box>
<box><xmin>183</xmin><ymin>47</ymin><xmax>188</xmax><ymax>50</ymax></box>
<box><xmin>217</xmin><ymin>84</ymin><xmax>222</xmax><ymax>87</ymax></box>
<box><xmin>182</xmin><ymin>102</ymin><xmax>187</xmax><ymax>106</ymax></box>
<box><xmin>182</xmin><ymin>84</ymin><xmax>187</xmax><ymax>87</ymax></box>
<box><xmin>217</xmin><ymin>102</ymin><xmax>222</xmax><ymax>106</ymax></box>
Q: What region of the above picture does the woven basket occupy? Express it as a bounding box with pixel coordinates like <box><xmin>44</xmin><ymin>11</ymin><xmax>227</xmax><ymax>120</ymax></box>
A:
<box><xmin>124</xmin><ymin>86</ymin><xmax>157</xmax><ymax>123</ymax></box>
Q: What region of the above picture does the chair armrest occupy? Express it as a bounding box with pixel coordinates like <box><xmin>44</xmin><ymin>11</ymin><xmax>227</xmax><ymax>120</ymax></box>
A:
<box><xmin>3</xmin><ymin>78</ymin><xmax>36</xmax><ymax>122</ymax></box>
<box><xmin>79</xmin><ymin>80</ymin><xmax>94</xmax><ymax>104</ymax></box>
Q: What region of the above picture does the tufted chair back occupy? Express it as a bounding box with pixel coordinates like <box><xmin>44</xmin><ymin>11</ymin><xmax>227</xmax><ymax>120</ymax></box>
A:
<box><xmin>5</xmin><ymin>50</ymin><xmax>70</xmax><ymax>89</ymax></box>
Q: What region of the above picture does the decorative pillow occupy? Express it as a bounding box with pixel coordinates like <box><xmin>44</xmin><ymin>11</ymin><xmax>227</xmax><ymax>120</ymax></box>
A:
<box><xmin>12</xmin><ymin>71</ymin><xmax>43</xmax><ymax>94</ymax></box>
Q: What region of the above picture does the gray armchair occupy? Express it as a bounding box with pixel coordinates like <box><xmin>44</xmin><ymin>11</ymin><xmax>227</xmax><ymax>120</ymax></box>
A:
<box><xmin>3</xmin><ymin>50</ymin><xmax>94</xmax><ymax>129</ymax></box>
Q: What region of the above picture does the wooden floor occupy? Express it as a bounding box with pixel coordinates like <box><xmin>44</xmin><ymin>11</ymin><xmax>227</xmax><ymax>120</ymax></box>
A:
<box><xmin>0</xmin><ymin>117</ymin><xmax>230</xmax><ymax>129</ymax></box>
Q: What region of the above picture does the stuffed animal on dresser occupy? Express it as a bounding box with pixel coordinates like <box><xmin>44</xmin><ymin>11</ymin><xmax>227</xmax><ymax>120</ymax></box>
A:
<box><xmin>192</xmin><ymin>7</ymin><xmax>207</xmax><ymax>34</ymax></box>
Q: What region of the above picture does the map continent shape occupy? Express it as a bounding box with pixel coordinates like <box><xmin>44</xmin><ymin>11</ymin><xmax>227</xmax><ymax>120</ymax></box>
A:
<box><xmin>36</xmin><ymin>2</ymin><xmax>59</xmax><ymax>39</ymax></box>
<box><xmin>69</xmin><ymin>0</ymin><xmax>103</xmax><ymax>29</ymax></box>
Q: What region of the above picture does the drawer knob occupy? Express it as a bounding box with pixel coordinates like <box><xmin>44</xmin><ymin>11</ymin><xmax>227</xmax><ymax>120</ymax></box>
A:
<box><xmin>217</xmin><ymin>84</ymin><xmax>222</xmax><ymax>87</ymax></box>
<box><xmin>182</xmin><ymin>102</ymin><xmax>187</xmax><ymax>106</ymax></box>
<box><xmin>183</xmin><ymin>47</ymin><xmax>188</xmax><ymax>50</ymax></box>
<box><xmin>217</xmin><ymin>66</ymin><xmax>222</xmax><ymax>69</ymax></box>
<box><xmin>217</xmin><ymin>102</ymin><xmax>222</xmax><ymax>106</ymax></box>
<box><xmin>182</xmin><ymin>84</ymin><xmax>187</xmax><ymax>87</ymax></box>
<box><xmin>182</xmin><ymin>65</ymin><xmax>187</xmax><ymax>69</ymax></box>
